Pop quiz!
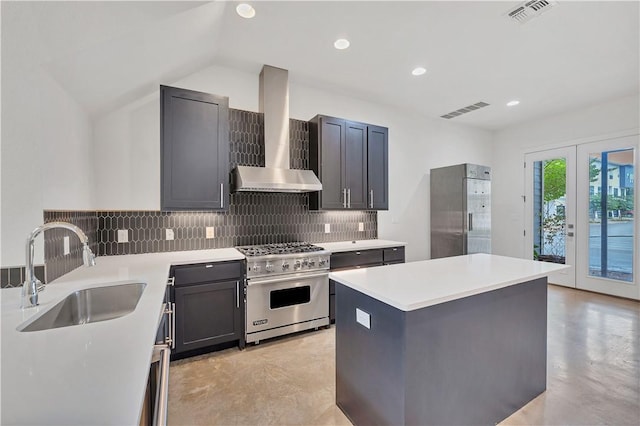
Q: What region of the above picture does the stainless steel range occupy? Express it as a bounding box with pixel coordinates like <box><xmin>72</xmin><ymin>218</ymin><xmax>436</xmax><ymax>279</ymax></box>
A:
<box><xmin>236</xmin><ymin>242</ymin><xmax>330</xmax><ymax>344</ymax></box>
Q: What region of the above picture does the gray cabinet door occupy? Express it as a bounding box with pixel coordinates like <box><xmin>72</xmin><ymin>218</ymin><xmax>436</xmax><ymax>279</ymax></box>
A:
<box><xmin>345</xmin><ymin>121</ymin><xmax>368</xmax><ymax>209</ymax></box>
<box><xmin>174</xmin><ymin>280</ymin><xmax>242</xmax><ymax>353</ymax></box>
<box><xmin>367</xmin><ymin>125</ymin><xmax>389</xmax><ymax>210</ymax></box>
<box><xmin>161</xmin><ymin>85</ymin><xmax>229</xmax><ymax>210</ymax></box>
<box><xmin>319</xmin><ymin>116</ymin><xmax>347</xmax><ymax>209</ymax></box>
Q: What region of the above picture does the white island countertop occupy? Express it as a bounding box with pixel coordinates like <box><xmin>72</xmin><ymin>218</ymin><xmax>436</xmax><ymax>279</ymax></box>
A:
<box><xmin>329</xmin><ymin>253</ymin><xmax>568</xmax><ymax>311</ymax></box>
<box><xmin>0</xmin><ymin>248</ymin><xmax>244</xmax><ymax>426</ymax></box>
<box><xmin>316</xmin><ymin>239</ymin><xmax>406</xmax><ymax>253</ymax></box>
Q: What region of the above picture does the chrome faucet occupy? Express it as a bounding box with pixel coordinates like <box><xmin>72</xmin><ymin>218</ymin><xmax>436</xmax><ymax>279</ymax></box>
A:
<box><xmin>21</xmin><ymin>221</ymin><xmax>96</xmax><ymax>309</ymax></box>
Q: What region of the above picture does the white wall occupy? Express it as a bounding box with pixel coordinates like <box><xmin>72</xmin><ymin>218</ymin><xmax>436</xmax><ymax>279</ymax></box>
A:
<box><xmin>1</xmin><ymin>3</ymin><xmax>93</xmax><ymax>267</ymax></box>
<box><xmin>92</xmin><ymin>64</ymin><xmax>493</xmax><ymax>261</ymax></box>
<box><xmin>491</xmin><ymin>94</ymin><xmax>640</xmax><ymax>259</ymax></box>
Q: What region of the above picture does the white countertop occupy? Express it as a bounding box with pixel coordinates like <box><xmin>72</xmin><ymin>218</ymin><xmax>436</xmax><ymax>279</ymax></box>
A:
<box><xmin>316</xmin><ymin>239</ymin><xmax>406</xmax><ymax>253</ymax></box>
<box><xmin>329</xmin><ymin>253</ymin><xmax>569</xmax><ymax>311</ymax></box>
<box><xmin>0</xmin><ymin>248</ymin><xmax>244</xmax><ymax>425</ymax></box>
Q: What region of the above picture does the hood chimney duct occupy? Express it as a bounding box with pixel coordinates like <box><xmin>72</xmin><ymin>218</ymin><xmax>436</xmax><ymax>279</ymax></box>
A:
<box><xmin>231</xmin><ymin>65</ymin><xmax>323</xmax><ymax>193</ymax></box>
<box><xmin>260</xmin><ymin>65</ymin><xmax>289</xmax><ymax>169</ymax></box>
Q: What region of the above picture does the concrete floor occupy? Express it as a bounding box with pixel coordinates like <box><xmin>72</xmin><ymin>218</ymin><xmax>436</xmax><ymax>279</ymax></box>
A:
<box><xmin>168</xmin><ymin>285</ymin><xmax>639</xmax><ymax>425</ymax></box>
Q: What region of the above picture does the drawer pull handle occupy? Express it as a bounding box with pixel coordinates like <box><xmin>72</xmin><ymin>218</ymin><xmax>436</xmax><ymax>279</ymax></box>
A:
<box><xmin>356</xmin><ymin>251</ymin><xmax>361</xmax><ymax>255</ymax></box>
<box><xmin>205</xmin><ymin>264</ymin><xmax>213</xmax><ymax>268</ymax></box>
<box><xmin>393</xmin><ymin>248</ymin><xmax>398</xmax><ymax>251</ymax></box>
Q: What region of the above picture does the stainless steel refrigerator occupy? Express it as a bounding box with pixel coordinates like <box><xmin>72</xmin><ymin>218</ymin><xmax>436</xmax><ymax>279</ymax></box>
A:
<box><xmin>430</xmin><ymin>163</ymin><xmax>491</xmax><ymax>259</ymax></box>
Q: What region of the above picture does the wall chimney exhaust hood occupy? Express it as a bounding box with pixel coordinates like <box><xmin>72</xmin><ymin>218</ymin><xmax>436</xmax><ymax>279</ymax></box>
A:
<box><xmin>231</xmin><ymin>65</ymin><xmax>322</xmax><ymax>193</ymax></box>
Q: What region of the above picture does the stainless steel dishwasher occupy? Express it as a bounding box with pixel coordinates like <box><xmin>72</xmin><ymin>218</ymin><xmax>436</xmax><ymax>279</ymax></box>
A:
<box><xmin>140</xmin><ymin>279</ymin><xmax>174</xmax><ymax>426</ymax></box>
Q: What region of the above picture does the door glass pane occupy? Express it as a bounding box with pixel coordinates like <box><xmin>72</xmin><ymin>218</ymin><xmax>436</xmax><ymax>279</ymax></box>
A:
<box><xmin>588</xmin><ymin>149</ymin><xmax>634</xmax><ymax>282</ymax></box>
<box><xmin>533</xmin><ymin>158</ymin><xmax>567</xmax><ymax>264</ymax></box>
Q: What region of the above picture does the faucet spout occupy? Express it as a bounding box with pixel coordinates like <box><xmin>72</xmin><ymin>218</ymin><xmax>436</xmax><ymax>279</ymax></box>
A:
<box><xmin>21</xmin><ymin>221</ymin><xmax>96</xmax><ymax>309</ymax></box>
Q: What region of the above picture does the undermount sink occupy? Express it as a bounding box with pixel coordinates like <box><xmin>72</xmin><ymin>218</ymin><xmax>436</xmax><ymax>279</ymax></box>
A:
<box><xmin>19</xmin><ymin>282</ymin><xmax>146</xmax><ymax>332</ymax></box>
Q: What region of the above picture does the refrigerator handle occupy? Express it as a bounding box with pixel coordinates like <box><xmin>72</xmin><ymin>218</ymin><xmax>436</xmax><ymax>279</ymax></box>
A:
<box><xmin>468</xmin><ymin>213</ymin><xmax>473</xmax><ymax>231</ymax></box>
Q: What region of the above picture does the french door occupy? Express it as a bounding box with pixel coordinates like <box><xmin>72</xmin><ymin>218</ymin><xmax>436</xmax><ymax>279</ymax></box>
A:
<box><xmin>525</xmin><ymin>147</ymin><xmax>576</xmax><ymax>287</ymax></box>
<box><xmin>525</xmin><ymin>135</ymin><xmax>638</xmax><ymax>299</ymax></box>
<box><xmin>576</xmin><ymin>136</ymin><xmax>638</xmax><ymax>299</ymax></box>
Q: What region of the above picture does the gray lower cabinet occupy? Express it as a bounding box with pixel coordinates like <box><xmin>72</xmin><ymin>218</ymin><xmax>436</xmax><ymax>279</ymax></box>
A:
<box><xmin>329</xmin><ymin>246</ymin><xmax>404</xmax><ymax>322</ymax></box>
<box><xmin>171</xmin><ymin>261</ymin><xmax>244</xmax><ymax>356</ymax></box>
<box><xmin>160</xmin><ymin>85</ymin><xmax>229</xmax><ymax>211</ymax></box>
<box><xmin>383</xmin><ymin>246</ymin><xmax>405</xmax><ymax>265</ymax></box>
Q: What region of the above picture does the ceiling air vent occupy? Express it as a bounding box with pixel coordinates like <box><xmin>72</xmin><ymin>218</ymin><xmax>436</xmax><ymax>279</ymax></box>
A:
<box><xmin>440</xmin><ymin>102</ymin><xmax>490</xmax><ymax>120</ymax></box>
<box><xmin>506</xmin><ymin>0</ymin><xmax>557</xmax><ymax>24</ymax></box>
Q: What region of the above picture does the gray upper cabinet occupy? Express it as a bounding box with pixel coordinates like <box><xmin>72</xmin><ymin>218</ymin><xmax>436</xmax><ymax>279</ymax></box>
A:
<box><xmin>345</xmin><ymin>121</ymin><xmax>368</xmax><ymax>210</ymax></box>
<box><xmin>309</xmin><ymin>116</ymin><xmax>346</xmax><ymax>209</ymax></box>
<box><xmin>367</xmin><ymin>125</ymin><xmax>389</xmax><ymax>210</ymax></box>
<box><xmin>161</xmin><ymin>85</ymin><xmax>229</xmax><ymax>211</ymax></box>
<box><xmin>309</xmin><ymin>115</ymin><xmax>388</xmax><ymax>210</ymax></box>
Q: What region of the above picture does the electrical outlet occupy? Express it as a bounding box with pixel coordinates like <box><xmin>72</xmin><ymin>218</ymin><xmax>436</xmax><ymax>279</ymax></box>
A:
<box><xmin>117</xmin><ymin>229</ymin><xmax>128</xmax><ymax>243</ymax></box>
<box><xmin>206</xmin><ymin>227</ymin><xmax>215</xmax><ymax>239</ymax></box>
<box><xmin>358</xmin><ymin>222</ymin><xmax>364</xmax><ymax>232</ymax></box>
<box><xmin>356</xmin><ymin>308</ymin><xmax>371</xmax><ymax>329</ymax></box>
<box><xmin>324</xmin><ymin>223</ymin><xmax>331</xmax><ymax>233</ymax></box>
<box><xmin>63</xmin><ymin>236</ymin><xmax>70</xmax><ymax>255</ymax></box>
<box><xmin>165</xmin><ymin>229</ymin><xmax>174</xmax><ymax>241</ymax></box>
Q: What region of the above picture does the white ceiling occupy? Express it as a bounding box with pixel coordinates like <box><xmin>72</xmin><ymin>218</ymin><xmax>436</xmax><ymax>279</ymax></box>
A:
<box><xmin>3</xmin><ymin>1</ymin><xmax>639</xmax><ymax>130</ymax></box>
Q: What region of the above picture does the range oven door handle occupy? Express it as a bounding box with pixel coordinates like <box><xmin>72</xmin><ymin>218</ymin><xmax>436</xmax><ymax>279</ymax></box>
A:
<box><xmin>248</xmin><ymin>271</ymin><xmax>329</xmax><ymax>286</ymax></box>
<box><xmin>152</xmin><ymin>344</ymin><xmax>170</xmax><ymax>426</ymax></box>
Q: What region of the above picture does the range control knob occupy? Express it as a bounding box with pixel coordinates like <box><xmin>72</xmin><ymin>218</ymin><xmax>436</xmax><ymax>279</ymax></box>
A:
<box><xmin>282</xmin><ymin>262</ymin><xmax>290</xmax><ymax>271</ymax></box>
<box><xmin>252</xmin><ymin>263</ymin><xmax>261</xmax><ymax>272</ymax></box>
<box><xmin>265</xmin><ymin>262</ymin><xmax>274</xmax><ymax>273</ymax></box>
<box><xmin>294</xmin><ymin>260</ymin><xmax>302</xmax><ymax>270</ymax></box>
<box><xmin>308</xmin><ymin>260</ymin><xmax>316</xmax><ymax>267</ymax></box>
<box><xmin>302</xmin><ymin>259</ymin><xmax>309</xmax><ymax>267</ymax></box>
<box><xmin>318</xmin><ymin>259</ymin><xmax>326</xmax><ymax>267</ymax></box>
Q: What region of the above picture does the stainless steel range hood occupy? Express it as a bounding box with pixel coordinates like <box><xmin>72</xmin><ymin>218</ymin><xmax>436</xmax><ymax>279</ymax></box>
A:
<box><xmin>231</xmin><ymin>65</ymin><xmax>322</xmax><ymax>193</ymax></box>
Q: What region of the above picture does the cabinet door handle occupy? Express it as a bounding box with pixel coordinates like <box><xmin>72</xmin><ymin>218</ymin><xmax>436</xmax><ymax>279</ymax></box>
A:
<box><xmin>343</xmin><ymin>188</ymin><xmax>347</xmax><ymax>208</ymax></box>
<box><xmin>170</xmin><ymin>302</ymin><xmax>176</xmax><ymax>349</ymax></box>
<box><xmin>236</xmin><ymin>281</ymin><xmax>240</xmax><ymax>309</ymax></box>
<box><xmin>370</xmin><ymin>189</ymin><xmax>374</xmax><ymax>209</ymax></box>
<box><xmin>164</xmin><ymin>303</ymin><xmax>174</xmax><ymax>347</ymax></box>
<box><xmin>347</xmin><ymin>188</ymin><xmax>351</xmax><ymax>208</ymax></box>
<box><xmin>393</xmin><ymin>248</ymin><xmax>398</xmax><ymax>251</ymax></box>
<box><xmin>220</xmin><ymin>183</ymin><xmax>224</xmax><ymax>208</ymax></box>
<box><xmin>356</xmin><ymin>251</ymin><xmax>361</xmax><ymax>255</ymax></box>
<box><xmin>468</xmin><ymin>213</ymin><xmax>473</xmax><ymax>231</ymax></box>
<box><xmin>167</xmin><ymin>277</ymin><xmax>175</xmax><ymax>287</ymax></box>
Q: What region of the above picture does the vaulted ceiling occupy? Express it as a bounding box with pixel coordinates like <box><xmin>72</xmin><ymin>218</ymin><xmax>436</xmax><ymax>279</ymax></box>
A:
<box><xmin>3</xmin><ymin>1</ymin><xmax>638</xmax><ymax>130</ymax></box>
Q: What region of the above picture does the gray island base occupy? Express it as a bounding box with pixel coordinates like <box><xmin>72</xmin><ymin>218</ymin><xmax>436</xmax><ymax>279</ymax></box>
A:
<box><xmin>331</xmin><ymin>254</ymin><xmax>566</xmax><ymax>426</ymax></box>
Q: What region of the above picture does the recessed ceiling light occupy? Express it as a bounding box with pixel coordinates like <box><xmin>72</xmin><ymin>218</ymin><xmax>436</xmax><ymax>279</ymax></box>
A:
<box><xmin>236</xmin><ymin>3</ymin><xmax>256</xmax><ymax>19</ymax></box>
<box><xmin>507</xmin><ymin>100</ymin><xmax>520</xmax><ymax>107</ymax></box>
<box><xmin>334</xmin><ymin>39</ymin><xmax>350</xmax><ymax>50</ymax></box>
<box><xmin>411</xmin><ymin>67</ymin><xmax>427</xmax><ymax>76</ymax></box>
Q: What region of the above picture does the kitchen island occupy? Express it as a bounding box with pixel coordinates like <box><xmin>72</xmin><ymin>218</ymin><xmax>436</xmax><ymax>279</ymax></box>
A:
<box><xmin>329</xmin><ymin>253</ymin><xmax>568</xmax><ymax>426</ymax></box>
